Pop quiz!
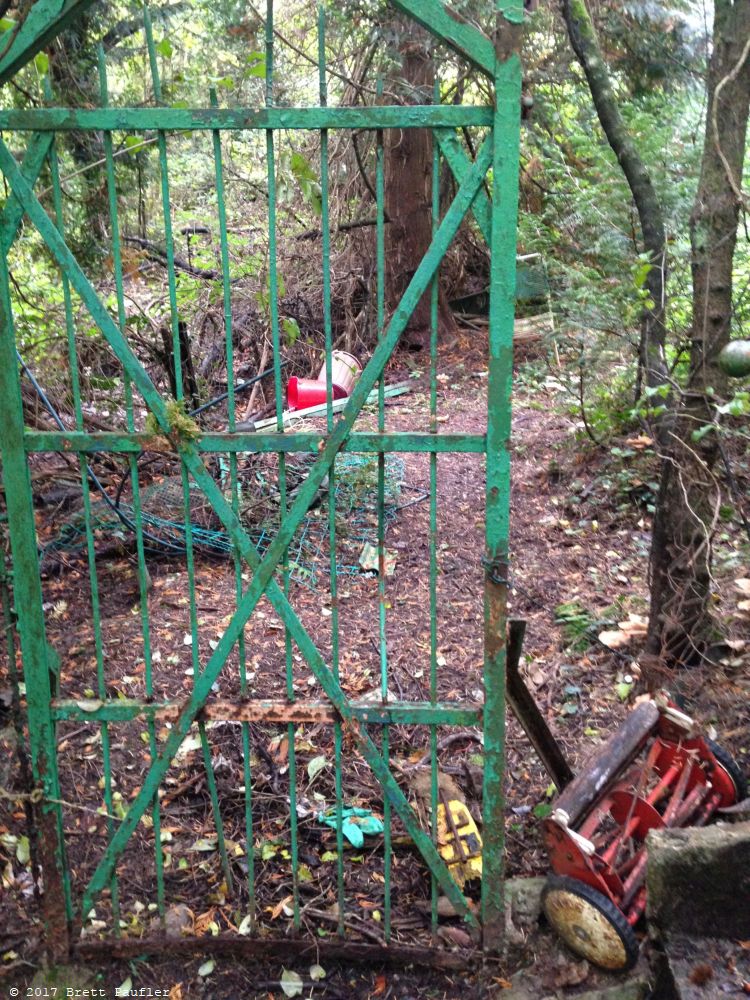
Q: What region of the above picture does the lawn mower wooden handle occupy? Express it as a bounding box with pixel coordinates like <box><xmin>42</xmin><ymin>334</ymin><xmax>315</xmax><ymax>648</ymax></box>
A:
<box><xmin>553</xmin><ymin>700</ymin><xmax>660</xmax><ymax>827</ymax></box>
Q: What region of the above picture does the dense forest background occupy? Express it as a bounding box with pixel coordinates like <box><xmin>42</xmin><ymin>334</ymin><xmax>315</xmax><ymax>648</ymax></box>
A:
<box><xmin>2</xmin><ymin>0</ymin><xmax>749</xmax><ymax>663</ymax></box>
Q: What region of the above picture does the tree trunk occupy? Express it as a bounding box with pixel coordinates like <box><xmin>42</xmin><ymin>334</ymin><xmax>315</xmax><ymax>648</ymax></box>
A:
<box><xmin>647</xmin><ymin>0</ymin><xmax>750</xmax><ymax>664</ymax></box>
<box><xmin>560</xmin><ymin>0</ymin><xmax>668</xmax><ymax>394</ymax></box>
<box><xmin>384</xmin><ymin>20</ymin><xmax>457</xmax><ymax>350</ymax></box>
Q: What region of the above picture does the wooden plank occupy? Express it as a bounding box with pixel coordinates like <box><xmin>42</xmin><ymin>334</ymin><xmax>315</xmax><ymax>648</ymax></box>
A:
<box><xmin>553</xmin><ymin>701</ymin><xmax>661</xmax><ymax>827</ymax></box>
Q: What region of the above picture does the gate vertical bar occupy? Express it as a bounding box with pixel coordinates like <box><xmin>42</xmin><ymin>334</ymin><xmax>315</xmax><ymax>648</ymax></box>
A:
<box><xmin>266</xmin><ymin>0</ymin><xmax>301</xmax><ymax>929</ymax></box>
<box><xmin>98</xmin><ymin>46</ymin><xmax>166</xmax><ymax>923</ymax></box>
<box><xmin>0</xmin><ymin>254</ymin><xmax>71</xmax><ymax>957</ymax></box>
<box><xmin>481</xmin><ymin>0</ymin><xmax>523</xmax><ymax>950</ymax></box>
<box><xmin>317</xmin><ymin>5</ymin><xmax>346</xmax><ymax>933</ymax></box>
<box><xmin>44</xmin><ymin>72</ymin><xmax>122</xmax><ymax>931</ymax></box>
<box><xmin>209</xmin><ymin>84</ymin><xmax>257</xmax><ymax>923</ymax></box>
<box><xmin>429</xmin><ymin>76</ymin><xmax>440</xmax><ymax>941</ymax></box>
<box><xmin>374</xmin><ymin>75</ymin><xmax>394</xmax><ymax>941</ymax></box>
<box><xmin>144</xmin><ymin>7</ymin><xmax>234</xmax><ymax>896</ymax></box>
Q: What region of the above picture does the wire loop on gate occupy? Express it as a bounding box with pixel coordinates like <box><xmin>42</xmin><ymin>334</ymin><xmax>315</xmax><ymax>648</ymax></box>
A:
<box><xmin>482</xmin><ymin>556</ymin><xmax>508</xmax><ymax>586</ymax></box>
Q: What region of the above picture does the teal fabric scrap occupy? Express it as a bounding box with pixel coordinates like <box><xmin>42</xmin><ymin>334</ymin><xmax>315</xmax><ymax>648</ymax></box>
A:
<box><xmin>317</xmin><ymin>807</ymin><xmax>384</xmax><ymax>848</ymax></box>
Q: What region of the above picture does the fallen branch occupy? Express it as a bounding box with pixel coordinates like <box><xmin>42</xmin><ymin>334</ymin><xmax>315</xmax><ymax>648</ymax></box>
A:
<box><xmin>122</xmin><ymin>235</ymin><xmax>223</xmax><ymax>282</ymax></box>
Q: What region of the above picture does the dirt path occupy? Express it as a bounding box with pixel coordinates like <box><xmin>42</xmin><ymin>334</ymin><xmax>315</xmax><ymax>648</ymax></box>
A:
<box><xmin>3</xmin><ymin>347</ymin><xmax>748</xmax><ymax>997</ymax></box>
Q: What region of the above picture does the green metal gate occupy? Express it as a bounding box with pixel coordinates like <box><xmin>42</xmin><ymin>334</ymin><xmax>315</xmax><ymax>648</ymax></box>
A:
<box><xmin>0</xmin><ymin>0</ymin><xmax>522</xmax><ymax>963</ymax></box>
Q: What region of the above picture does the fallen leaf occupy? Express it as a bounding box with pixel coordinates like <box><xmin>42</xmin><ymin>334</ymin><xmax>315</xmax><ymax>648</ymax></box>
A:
<box><xmin>306</xmin><ymin>755</ymin><xmax>326</xmax><ymax>783</ymax></box>
<box><xmin>548</xmin><ymin>959</ymin><xmax>589</xmax><ymax>989</ymax></box>
<box><xmin>309</xmin><ymin>963</ymin><xmax>326</xmax><ymax>981</ymax></box>
<box><xmin>373</xmin><ymin>974</ymin><xmax>387</xmax><ymax>996</ymax></box>
<box><xmin>197</xmin><ymin>959</ymin><xmax>215</xmax><ymax>977</ymax></box>
<box><xmin>438</xmin><ymin>925</ymin><xmax>472</xmax><ymax>948</ymax></box>
<box><xmin>269</xmin><ymin>735</ymin><xmax>289</xmax><ymax>764</ymax></box>
<box><xmin>625</xmin><ymin>435</ymin><xmax>653</xmax><ymax>449</ymax></box>
<box><xmin>76</xmin><ymin>699</ymin><xmax>104</xmax><ymax>713</ymax></box>
<box><xmin>270</xmin><ymin>895</ymin><xmax>293</xmax><ymax>920</ymax></box>
<box><xmin>115</xmin><ymin>977</ymin><xmax>133</xmax><ymax>997</ymax></box>
<box><xmin>615</xmin><ymin>681</ymin><xmax>634</xmax><ymax>701</ymax></box>
<box><xmin>280</xmin><ymin>968</ymin><xmax>304</xmax><ymax>997</ymax></box>
<box><xmin>598</xmin><ymin>629</ymin><xmax>630</xmax><ymax>648</ymax></box>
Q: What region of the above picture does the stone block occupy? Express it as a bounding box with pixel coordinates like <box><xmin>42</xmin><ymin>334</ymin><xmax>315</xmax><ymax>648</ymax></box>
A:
<box><xmin>646</xmin><ymin>821</ymin><xmax>750</xmax><ymax>939</ymax></box>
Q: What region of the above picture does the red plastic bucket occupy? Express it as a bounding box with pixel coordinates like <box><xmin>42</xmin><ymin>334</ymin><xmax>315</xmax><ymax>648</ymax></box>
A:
<box><xmin>287</xmin><ymin>376</ymin><xmax>346</xmax><ymax>411</ymax></box>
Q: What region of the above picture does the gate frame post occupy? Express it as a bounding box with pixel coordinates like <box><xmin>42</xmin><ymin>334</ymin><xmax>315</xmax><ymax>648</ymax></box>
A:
<box><xmin>0</xmin><ymin>251</ymin><xmax>71</xmax><ymax>960</ymax></box>
<box><xmin>481</xmin><ymin>0</ymin><xmax>523</xmax><ymax>953</ymax></box>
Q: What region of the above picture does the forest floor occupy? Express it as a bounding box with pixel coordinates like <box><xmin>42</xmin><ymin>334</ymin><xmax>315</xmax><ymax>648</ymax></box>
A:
<box><xmin>2</xmin><ymin>333</ymin><xmax>749</xmax><ymax>998</ymax></box>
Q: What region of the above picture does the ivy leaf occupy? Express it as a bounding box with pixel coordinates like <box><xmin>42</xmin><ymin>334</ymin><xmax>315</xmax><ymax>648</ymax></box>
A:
<box><xmin>246</xmin><ymin>51</ymin><xmax>266</xmax><ymax>77</ymax></box>
<box><xmin>124</xmin><ymin>136</ymin><xmax>145</xmax><ymax>155</ymax></box>
<box><xmin>691</xmin><ymin>424</ymin><xmax>714</xmax><ymax>442</ymax></box>
<box><xmin>532</xmin><ymin>802</ymin><xmax>552</xmax><ymax>819</ymax></box>
<box><xmin>309</xmin><ymin>964</ymin><xmax>326</xmax><ymax>981</ymax></box>
<box><xmin>34</xmin><ymin>52</ymin><xmax>49</xmax><ymax>76</ymax></box>
<box><xmin>633</xmin><ymin>261</ymin><xmax>652</xmax><ymax>289</ymax></box>
<box><xmin>261</xmin><ymin>841</ymin><xmax>278</xmax><ymax>861</ymax></box>
<box><xmin>282</xmin><ymin>317</ymin><xmax>300</xmax><ymax>346</ymax></box>
<box><xmin>16</xmin><ymin>836</ymin><xmax>30</xmax><ymax>865</ymax></box>
<box><xmin>156</xmin><ymin>38</ymin><xmax>174</xmax><ymax>59</ymax></box>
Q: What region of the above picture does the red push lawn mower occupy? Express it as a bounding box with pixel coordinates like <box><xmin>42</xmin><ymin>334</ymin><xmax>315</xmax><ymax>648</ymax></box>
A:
<box><xmin>506</xmin><ymin>622</ymin><xmax>747</xmax><ymax>971</ymax></box>
<box><xmin>539</xmin><ymin>698</ymin><xmax>747</xmax><ymax>970</ymax></box>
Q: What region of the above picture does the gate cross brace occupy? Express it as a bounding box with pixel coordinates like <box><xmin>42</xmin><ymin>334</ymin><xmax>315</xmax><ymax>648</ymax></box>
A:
<box><xmin>0</xmin><ymin>133</ymin><xmax>54</xmax><ymax>247</ymax></box>
<box><xmin>0</xmin><ymin>0</ymin><xmax>98</xmax><ymax>85</ymax></box>
<box><xmin>388</xmin><ymin>0</ymin><xmax>495</xmax><ymax>77</ymax></box>
<box><xmin>435</xmin><ymin>130</ymin><xmax>491</xmax><ymax>244</ymax></box>
<box><xmin>0</xmin><ymin>134</ymin><xmax>492</xmax><ymax>928</ymax></box>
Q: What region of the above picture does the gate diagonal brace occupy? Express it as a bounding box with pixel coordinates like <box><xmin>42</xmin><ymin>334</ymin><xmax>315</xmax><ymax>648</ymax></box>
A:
<box><xmin>434</xmin><ymin>130</ymin><xmax>491</xmax><ymax>245</ymax></box>
<box><xmin>0</xmin><ymin>0</ymin><xmax>99</xmax><ymax>85</ymax></box>
<box><xmin>0</xmin><ymin>134</ymin><xmax>493</xmax><ymax>927</ymax></box>
<box><xmin>0</xmin><ymin>133</ymin><xmax>54</xmax><ymax>251</ymax></box>
<box><xmin>388</xmin><ymin>0</ymin><xmax>495</xmax><ymax>78</ymax></box>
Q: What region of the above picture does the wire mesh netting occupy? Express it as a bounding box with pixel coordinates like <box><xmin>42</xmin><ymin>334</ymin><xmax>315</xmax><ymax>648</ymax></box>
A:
<box><xmin>42</xmin><ymin>452</ymin><xmax>414</xmax><ymax>587</ymax></box>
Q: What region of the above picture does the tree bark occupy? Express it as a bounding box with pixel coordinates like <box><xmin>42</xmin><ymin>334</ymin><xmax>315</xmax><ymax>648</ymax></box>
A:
<box><xmin>647</xmin><ymin>0</ymin><xmax>750</xmax><ymax>664</ymax></box>
<box><xmin>384</xmin><ymin>20</ymin><xmax>458</xmax><ymax>350</ymax></box>
<box><xmin>560</xmin><ymin>0</ymin><xmax>668</xmax><ymax>393</ymax></box>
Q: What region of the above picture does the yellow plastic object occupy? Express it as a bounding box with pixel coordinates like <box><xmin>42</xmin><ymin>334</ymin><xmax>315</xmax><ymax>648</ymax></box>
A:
<box><xmin>436</xmin><ymin>799</ymin><xmax>483</xmax><ymax>886</ymax></box>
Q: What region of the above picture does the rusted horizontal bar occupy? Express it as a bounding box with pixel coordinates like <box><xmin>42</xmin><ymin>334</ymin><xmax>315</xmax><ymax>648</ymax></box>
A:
<box><xmin>0</xmin><ymin>105</ymin><xmax>493</xmax><ymax>132</ymax></box>
<box><xmin>51</xmin><ymin>697</ymin><xmax>484</xmax><ymax>726</ymax></box>
<box><xmin>25</xmin><ymin>430</ymin><xmax>487</xmax><ymax>454</ymax></box>
<box><xmin>76</xmin><ymin>933</ymin><xmax>476</xmax><ymax>969</ymax></box>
